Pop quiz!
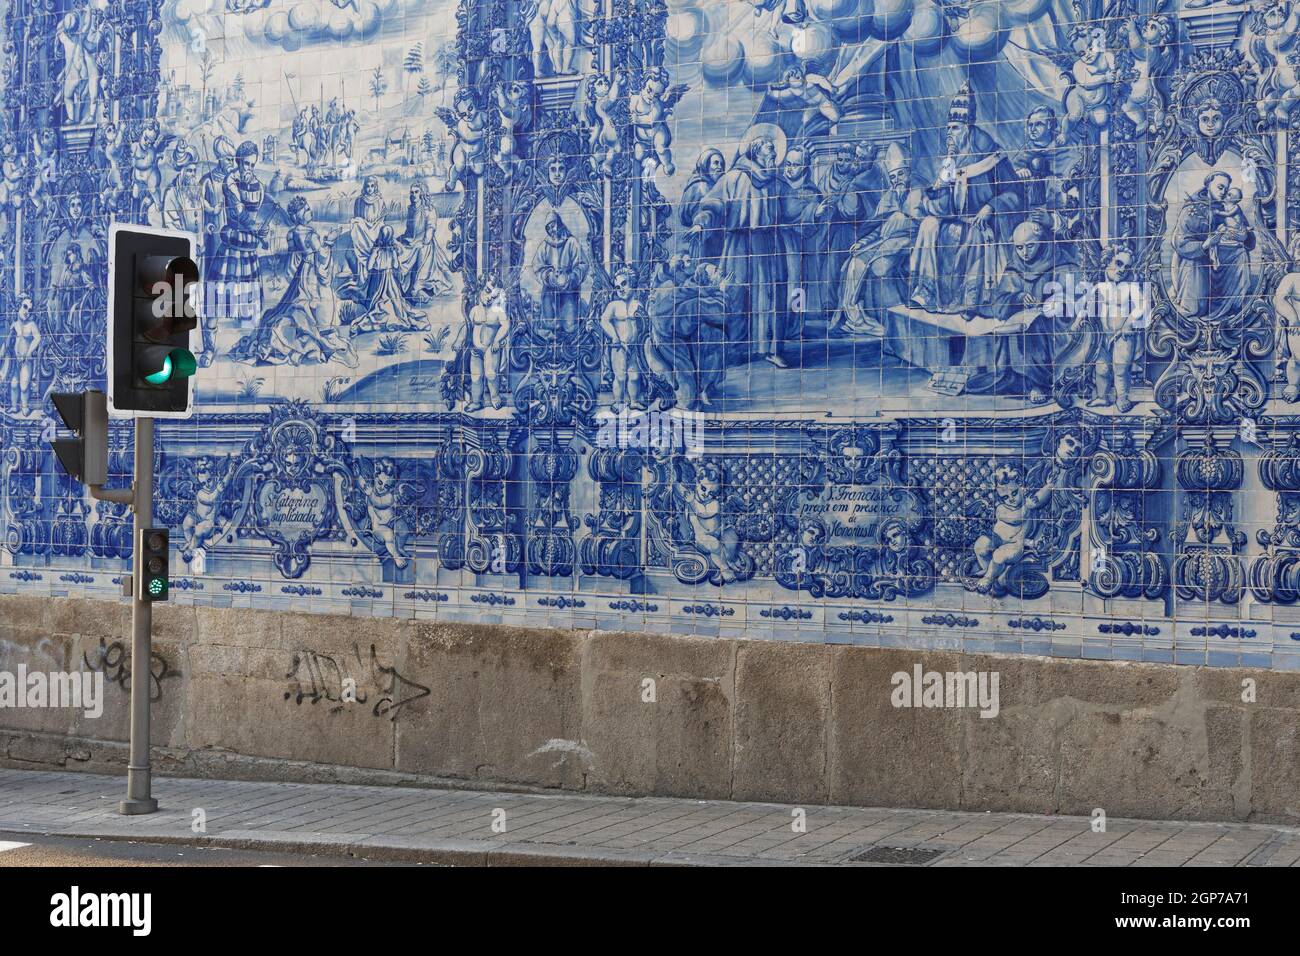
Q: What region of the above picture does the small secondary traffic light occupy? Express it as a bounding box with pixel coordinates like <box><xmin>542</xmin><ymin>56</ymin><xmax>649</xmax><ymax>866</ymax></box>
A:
<box><xmin>107</xmin><ymin>224</ymin><xmax>199</xmax><ymax>418</ymax></box>
<box><xmin>138</xmin><ymin>528</ymin><xmax>170</xmax><ymax>602</ymax></box>
<box><xmin>49</xmin><ymin>390</ymin><xmax>108</xmax><ymax>486</ymax></box>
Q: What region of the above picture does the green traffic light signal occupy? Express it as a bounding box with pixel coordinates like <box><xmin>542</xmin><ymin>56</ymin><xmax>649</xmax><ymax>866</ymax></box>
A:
<box><xmin>140</xmin><ymin>347</ymin><xmax>197</xmax><ymax>386</ymax></box>
<box><xmin>148</xmin><ymin>578</ymin><xmax>165</xmax><ymax>597</ymax></box>
<box><xmin>143</xmin><ymin>357</ymin><xmax>172</xmax><ymax>385</ymax></box>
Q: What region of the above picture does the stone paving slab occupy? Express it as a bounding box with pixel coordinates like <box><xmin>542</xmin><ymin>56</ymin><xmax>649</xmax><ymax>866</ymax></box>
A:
<box><xmin>1</xmin><ymin>768</ymin><xmax>1298</xmax><ymax>867</ymax></box>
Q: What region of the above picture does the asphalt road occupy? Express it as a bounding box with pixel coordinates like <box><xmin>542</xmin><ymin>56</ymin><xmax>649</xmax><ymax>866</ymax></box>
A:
<box><xmin>0</xmin><ymin>833</ymin><xmax>422</xmax><ymax>867</ymax></box>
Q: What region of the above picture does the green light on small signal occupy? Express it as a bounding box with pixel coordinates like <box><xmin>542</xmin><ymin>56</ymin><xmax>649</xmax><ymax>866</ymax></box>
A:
<box><xmin>148</xmin><ymin>577</ymin><xmax>165</xmax><ymax>596</ymax></box>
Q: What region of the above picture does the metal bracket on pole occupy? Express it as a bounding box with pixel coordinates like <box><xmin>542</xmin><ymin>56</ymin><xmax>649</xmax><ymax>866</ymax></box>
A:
<box><xmin>68</xmin><ymin>392</ymin><xmax>134</xmax><ymax>504</ymax></box>
<box><xmin>90</xmin><ymin>485</ymin><xmax>134</xmax><ymax>505</ymax></box>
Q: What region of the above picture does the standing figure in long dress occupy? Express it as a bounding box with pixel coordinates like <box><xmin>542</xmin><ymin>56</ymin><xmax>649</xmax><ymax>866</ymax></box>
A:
<box><xmin>350</xmin><ymin>176</ymin><xmax>385</xmax><ymax>284</ymax></box>
<box><xmin>679</xmin><ymin>148</ymin><xmax>725</xmax><ymax>264</ymax></box>
<box><xmin>687</xmin><ymin>136</ymin><xmax>789</xmax><ymax>366</ymax></box>
<box><xmin>779</xmin><ymin>143</ymin><xmax>829</xmax><ymax>329</ymax></box>
<box><xmin>399</xmin><ymin>183</ymin><xmax>454</xmax><ymax>303</ymax></box>
<box><xmin>1170</xmin><ymin>171</ymin><xmax>1255</xmax><ymax>322</ymax></box>
<box><xmin>161</xmin><ymin>145</ymin><xmax>202</xmax><ymax>235</ymax></box>
<box><xmin>199</xmin><ymin>136</ymin><xmax>236</xmax><ymax>277</ymax></box>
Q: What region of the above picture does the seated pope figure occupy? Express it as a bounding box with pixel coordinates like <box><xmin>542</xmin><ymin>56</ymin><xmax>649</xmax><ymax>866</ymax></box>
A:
<box><xmin>907</xmin><ymin>83</ymin><xmax>1025</xmax><ymax>315</ymax></box>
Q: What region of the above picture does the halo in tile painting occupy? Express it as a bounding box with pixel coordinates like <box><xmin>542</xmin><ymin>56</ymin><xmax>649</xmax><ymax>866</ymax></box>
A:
<box><xmin>2</xmin><ymin>0</ymin><xmax>1299</xmax><ymax>668</ymax></box>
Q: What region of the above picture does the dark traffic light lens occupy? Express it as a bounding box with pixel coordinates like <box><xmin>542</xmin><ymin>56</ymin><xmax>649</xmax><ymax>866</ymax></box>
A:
<box><xmin>148</xmin><ymin>533</ymin><xmax>165</xmax><ymax>551</ymax></box>
<box><xmin>148</xmin><ymin>557</ymin><xmax>165</xmax><ymax>574</ymax></box>
<box><xmin>136</xmin><ymin>255</ymin><xmax>198</xmax><ymax>295</ymax></box>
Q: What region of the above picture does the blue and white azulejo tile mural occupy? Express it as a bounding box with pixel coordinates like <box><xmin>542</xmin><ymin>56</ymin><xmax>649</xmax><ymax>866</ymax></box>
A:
<box><xmin>4</xmin><ymin>0</ymin><xmax>1300</xmax><ymax>668</ymax></box>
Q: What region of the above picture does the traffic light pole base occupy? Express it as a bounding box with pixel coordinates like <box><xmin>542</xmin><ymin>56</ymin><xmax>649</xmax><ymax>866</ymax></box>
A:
<box><xmin>120</xmin><ymin>764</ymin><xmax>158</xmax><ymax>815</ymax></box>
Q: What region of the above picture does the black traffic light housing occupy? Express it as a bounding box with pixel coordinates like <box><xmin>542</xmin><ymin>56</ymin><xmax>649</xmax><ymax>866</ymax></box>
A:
<box><xmin>108</xmin><ymin>224</ymin><xmax>199</xmax><ymax>417</ymax></box>
<box><xmin>50</xmin><ymin>390</ymin><xmax>108</xmax><ymax>486</ymax></box>
<box><xmin>139</xmin><ymin>527</ymin><xmax>170</xmax><ymax>602</ymax></box>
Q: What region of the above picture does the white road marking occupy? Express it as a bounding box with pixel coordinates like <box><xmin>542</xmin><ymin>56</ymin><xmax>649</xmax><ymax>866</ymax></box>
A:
<box><xmin>0</xmin><ymin>841</ymin><xmax>31</xmax><ymax>853</ymax></box>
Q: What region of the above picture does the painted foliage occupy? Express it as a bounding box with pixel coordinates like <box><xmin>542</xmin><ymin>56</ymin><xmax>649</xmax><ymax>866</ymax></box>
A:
<box><xmin>2</xmin><ymin>0</ymin><xmax>1300</xmax><ymax>668</ymax></box>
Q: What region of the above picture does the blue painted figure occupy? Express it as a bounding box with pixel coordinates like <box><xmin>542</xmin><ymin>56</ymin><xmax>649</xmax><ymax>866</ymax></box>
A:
<box><xmin>687</xmin><ymin>133</ymin><xmax>789</xmax><ymax>366</ymax></box>
<box><xmin>533</xmin><ymin>213</ymin><xmax>588</xmax><ymax>335</ymax></box>
<box><xmin>230</xmin><ymin>196</ymin><xmax>354</xmax><ymax>367</ymax></box>
<box><xmin>908</xmin><ymin>84</ymin><xmax>1024</xmax><ymax>314</ymax></box>
<box><xmin>347</xmin><ymin>226</ymin><xmax>429</xmax><ymax>334</ymax></box>
<box><xmin>400</xmin><ymin>183</ymin><xmax>455</xmax><ymax>304</ymax></box>
<box><xmin>0</xmin><ymin>294</ymin><xmax>40</xmax><ymax>417</ymax></box>
<box><xmin>1171</xmin><ymin>171</ymin><xmax>1256</xmax><ymax>322</ymax></box>
<box><xmin>833</xmin><ymin>142</ymin><xmax>923</xmax><ymax>336</ymax></box>
<box><xmin>209</xmin><ymin>140</ymin><xmax>268</xmax><ymax>321</ymax></box>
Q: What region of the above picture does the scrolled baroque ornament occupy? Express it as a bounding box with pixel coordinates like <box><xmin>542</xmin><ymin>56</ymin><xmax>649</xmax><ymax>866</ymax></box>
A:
<box><xmin>1250</xmin><ymin>432</ymin><xmax>1300</xmax><ymax>603</ymax></box>
<box><xmin>1083</xmin><ymin>431</ymin><xmax>1168</xmax><ymax>603</ymax></box>
<box><xmin>1174</xmin><ymin>433</ymin><xmax>1248</xmax><ymax>604</ymax></box>
<box><xmin>580</xmin><ymin>446</ymin><xmax>645</xmax><ymax>583</ymax></box>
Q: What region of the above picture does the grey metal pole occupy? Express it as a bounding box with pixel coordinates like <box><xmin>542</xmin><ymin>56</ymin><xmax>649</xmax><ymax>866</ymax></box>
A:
<box><xmin>120</xmin><ymin>415</ymin><xmax>158</xmax><ymax>815</ymax></box>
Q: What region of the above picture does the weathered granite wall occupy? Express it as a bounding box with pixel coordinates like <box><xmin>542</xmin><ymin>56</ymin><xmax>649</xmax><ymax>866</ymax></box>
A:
<box><xmin>2</xmin><ymin>595</ymin><xmax>1295</xmax><ymax>824</ymax></box>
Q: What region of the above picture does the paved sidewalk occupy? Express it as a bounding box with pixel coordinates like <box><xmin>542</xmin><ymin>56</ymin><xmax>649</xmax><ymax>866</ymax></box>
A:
<box><xmin>1</xmin><ymin>768</ymin><xmax>1298</xmax><ymax>866</ymax></box>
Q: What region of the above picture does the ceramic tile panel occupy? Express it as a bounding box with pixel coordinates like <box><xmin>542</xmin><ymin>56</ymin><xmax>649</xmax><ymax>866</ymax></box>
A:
<box><xmin>2</xmin><ymin>0</ymin><xmax>1300</xmax><ymax>669</ymax></box>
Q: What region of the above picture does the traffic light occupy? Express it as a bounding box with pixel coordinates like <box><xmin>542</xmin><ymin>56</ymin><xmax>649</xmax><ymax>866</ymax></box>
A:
<box><xmin>138</xmin><ymin>528</ymin><xmax>170</xmax><ymax>602</ymax></box>
<box><xmin>49</xmin><ymin>390</ymin><xmax>108</xmax><ymax>486</ymax></box>
<box><xmin>107</xmin><ymin>224</ymin><xmax>199</xmax><ymax>418</ymax></box>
